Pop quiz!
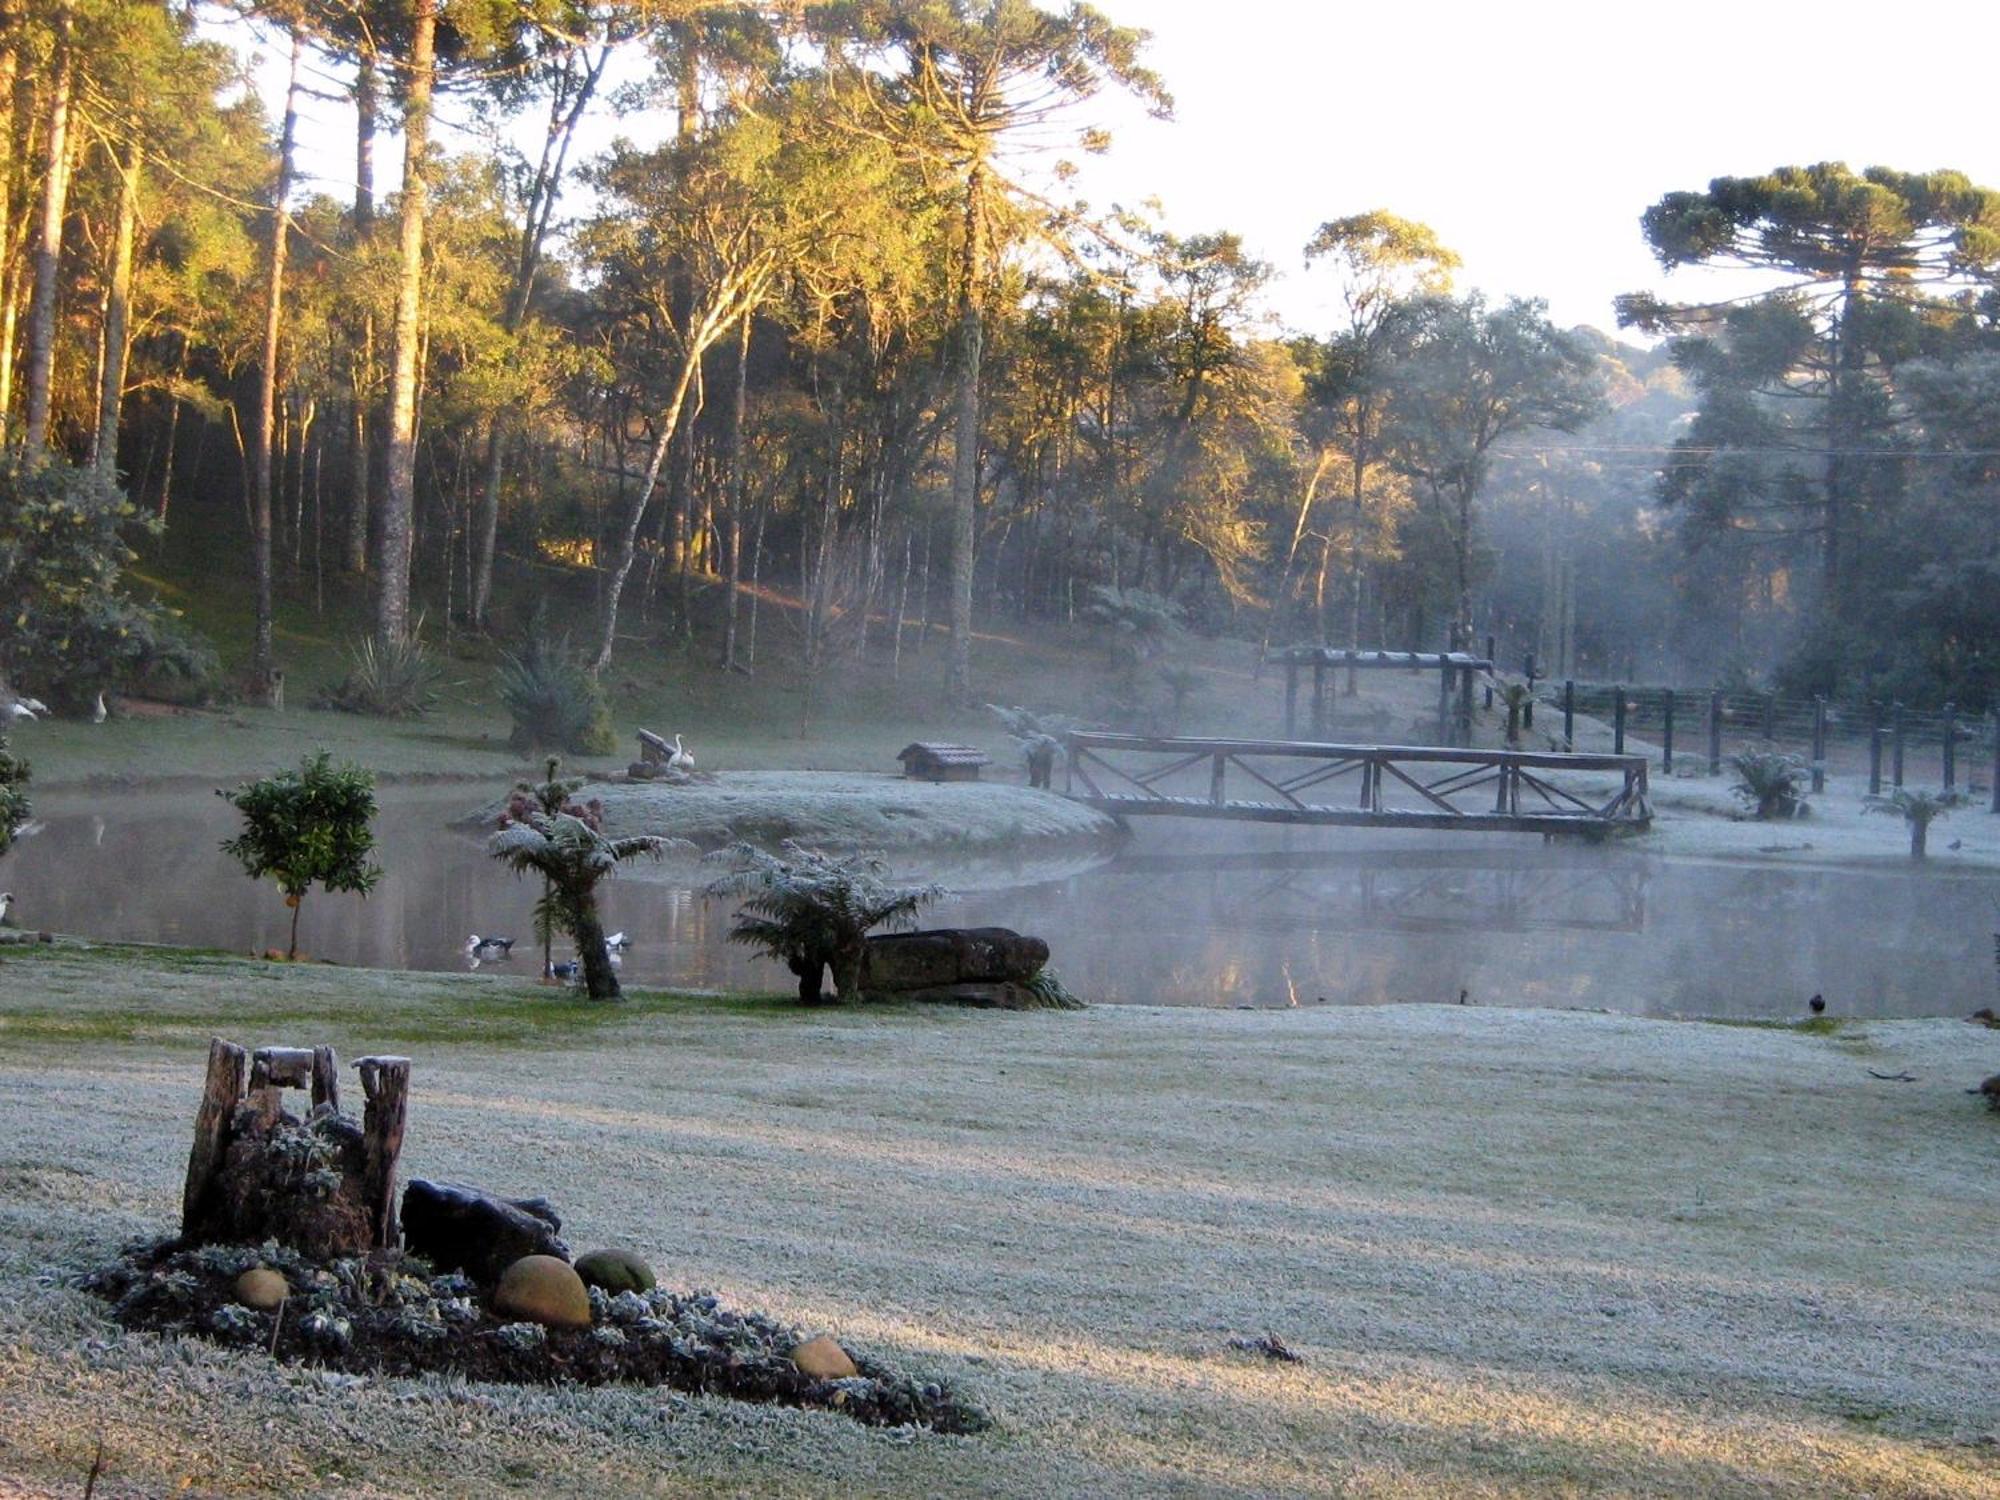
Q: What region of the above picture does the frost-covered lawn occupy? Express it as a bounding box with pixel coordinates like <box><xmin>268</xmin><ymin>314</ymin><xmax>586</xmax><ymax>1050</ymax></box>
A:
<box><xmin>2</xmin><ymin>947</ymin><xmax>1997</xmax><ymax>1497</ymax></box>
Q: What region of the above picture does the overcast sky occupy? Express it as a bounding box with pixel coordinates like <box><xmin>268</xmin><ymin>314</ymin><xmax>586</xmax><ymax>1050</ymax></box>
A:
<box><xmin>256</xmin><ymin>0</ymin><xmax>2000</xmax><ymax>337</ymax></box>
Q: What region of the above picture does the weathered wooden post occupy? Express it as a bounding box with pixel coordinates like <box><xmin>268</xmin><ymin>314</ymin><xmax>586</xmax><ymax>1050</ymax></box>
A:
<box><xmin>1283</xmin><ymin>657</ymin><xmax>1298</xmax><ymax>739</ymax></box>
<box><xmin>1708</xmin><ymin>690</ymin><xmax>1723</xmax><ymax>775</ymax></box>
<box><xmin>1661</xmin><ymin>689</ymin><xmax>1675</xmax><ymax>773</ymax></box>
<box><xmin>182</xmin><ymin>1038</ymin><xmax>247</xmax><ymax>1238</ymax></box>
<box><xmin>1892</xmin><ymin>702</ymin><xmax>1906</xmax><ymax>788</ymax></box>
<box><xmin>1563</xmin><ymin>679</ymin><xmax>1575</xmax><ymax>752</ymax></box>
<box><xmin>1613</xmin><ymin>687</ymin><xmax>1627</xmax><ymax>756</ymax></box>
<box><xmin>1990</xmin><ymin>711</ymin><xmax>2000</xmax><ymax>814</ymax></box>
<box><xmin>1811</xmin><ymin>697</ymin><xmax>1827</xmax><ymax>794</ymax></box>
<box><xmin>1943</xmin><ymin>702</ymin><xmax>1958</xmax><ymax>791</ymax></box>
<box><xmin>1311</xmin><ymin>657</ymin><xmax>1327</xmax><ymax>736</ymax></box>
<box><xmin>1209</xmin><ymin>752</ymin><xmax>1226</xmax><ymax>808</ymax></box>
<box><xmin>1483</xmin><ymin>634</ymin><xmax>1496</xmax><ymax>710</ymax></box>
<box><xmin>1436</xmin><ymin>656</ymin><xmax>1453</xmax><ymax>744</ymax></box>
<box><xmin>355</xmin><ymin>1055</ymin><xmax>411</xmax><ymax>1250</ymax></box>
<box><xmin>1868</xmin><ymin>704</ymin><xmax>1884</xmax><ymax>796</ymax></box>
<box><xmin>1522</xmin><ymin>652</ymin><xmax>1537</xmax><ymax>729</ymax></box>
<box><xmin>1458</xmin><ymin>657</ymin><xmax>1475</xmax><ymax>745</ymax></box>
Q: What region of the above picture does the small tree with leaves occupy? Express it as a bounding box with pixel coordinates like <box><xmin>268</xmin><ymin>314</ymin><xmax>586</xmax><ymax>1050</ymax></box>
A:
<box><xmin>488</xmin><ymin>762</ymin><xmax>678</xmax><ymax>1000</ymax></box>
<box><xmin>219</xmin><ymin>752</ymin><xmax>382</xmax><ymax>960</ymax></box>
<box><xmin>1866</xmin><ymin>788</ymin><xmax>1963</xmax><ymax>860</ymax></box>
<box><xmin>705</xmin><ymin>841</ymin><xmax>942</xmax><ymax>1004</ymax></box>
<box><xmin>988</xmin><ymin>705</ymin><xmax>1090</xmax><ymax>788</ymax></box>
<box><xmin>0</xmin><ymin>727</ymin><xmax>29</xmax><ymax>859</ymax></box>
<box><xmin>1729</xmin><ymin>751</ymin><xmax>1810</xmax><ymax>820</ymax></box>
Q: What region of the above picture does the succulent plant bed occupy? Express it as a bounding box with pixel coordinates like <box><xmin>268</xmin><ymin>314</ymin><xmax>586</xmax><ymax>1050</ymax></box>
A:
<box><xmin>79</xmin><ymin>1236</ymin><xmax>990</xmax><ymax>1434</ymax></box>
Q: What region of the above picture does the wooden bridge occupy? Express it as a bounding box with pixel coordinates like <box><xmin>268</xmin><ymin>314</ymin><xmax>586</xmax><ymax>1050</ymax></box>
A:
<box><xmin>1063</xmin><ymin>733</ymin><xmax>1651</xmax><ymax>834</ymax></box>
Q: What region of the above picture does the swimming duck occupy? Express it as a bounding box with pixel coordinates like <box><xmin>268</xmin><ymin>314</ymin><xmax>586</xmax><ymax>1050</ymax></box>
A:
<box><xmin>606</xmin><ymin>931</ymin><xmax>631</xmax><ymax>951</ymax></box>
<box><xmin>546</xmin><ymin>958</ymin><xmax>581</xmax><ymax>983</ymax></box>
<box><xmin>466</xmin><ymin>935</ymin><xmax>515</xmax><ymax>958</ymax></box>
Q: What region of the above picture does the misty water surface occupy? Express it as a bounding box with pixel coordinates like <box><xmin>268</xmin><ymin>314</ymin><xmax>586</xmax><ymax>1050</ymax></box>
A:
<box><xmin>3</xmin><ymin>788</ymin><xmax>1992</xmax><ymax>1018</ymax></box>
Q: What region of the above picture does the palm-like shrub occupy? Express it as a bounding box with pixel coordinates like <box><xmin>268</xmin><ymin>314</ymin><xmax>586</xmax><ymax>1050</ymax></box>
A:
<box><xmin>1866</xmin><ymin>788</ymin><xmax>1964</xmax><ymax>860</ymax></box>
<box><xmin>497</xmin><ymin>618</ymin><xmax>615</xmax><ymax>756</ymax></box>
<box><xmin>988</xmin><ymin>704</ymin><xmax>1088</xmax><ymax>786</ymax></box>
<box><xmin>219</xmin><ymin>751</ymin><xmax>381</xmax><ymax>959</ymax></box>
<box><xmin>320</xmin><ymin>627</ymin><xmax>439</xmax><ymax>718</ymax></box>
<box><xmin>705</xmin><ymin>841</ymin><xmax>943</xmax><ymax>1004</ymax></box>
<box><xmin>1082</xmin><ymin>585</ymin><xmax>1182</xmax><ymax>667</ymax></box>
<box><xmin>488</xmin><ymin>765</ymin><xmax>680</xmax><ymax>999</ymax></box>
<box><xmin>1729</xmin><ymin>751</ymin><xmax>1809</xmax><ymax>819</ymax></box>
<box><xmin>0</xmin><ymin>726</ymin><xmax>29</xmax><ymax>858</ymax></box>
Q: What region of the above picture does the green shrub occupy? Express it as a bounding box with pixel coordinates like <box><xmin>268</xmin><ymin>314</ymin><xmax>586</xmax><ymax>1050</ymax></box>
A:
<box><xmin>319</xmin><ymin>629</ymin><xmax>439</xmax><ymax>718</ymax></box>
<box><xmin>219</xmin><ymin>751</ymin><xmax>382</xmax><ymax>959</ymax></box>
<box><xmin>1865</xmin><ymin>788</ymin><xmax>1963</xmax><ymax>860</ymax></box>
<box><xmin>498</xmin><ymin>616</ymin><xmax>615</xmax><ymax>756</ymax></box>
<box><xmin>0</xmin><ymin>727</ymin><xmax>29</xmax><ymax>859</ymax></box>
<box><xmin>0</xmin><ymin>453</ymin><xmax>217</xmax><ymax>709</ymax></box>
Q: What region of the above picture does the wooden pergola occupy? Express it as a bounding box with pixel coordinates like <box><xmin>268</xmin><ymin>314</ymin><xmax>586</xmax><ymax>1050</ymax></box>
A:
<box><xmin>1266</xmin><ymin>647</ymin><xmax>1495</xmax><ymax>745</ymax></box>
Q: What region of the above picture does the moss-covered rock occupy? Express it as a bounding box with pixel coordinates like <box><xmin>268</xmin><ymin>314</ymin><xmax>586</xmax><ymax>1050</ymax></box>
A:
<box><xmin>492</xmin><ymin>1255</ymin><xmax>591</xmax><ymax>1329</ymax></box>
<box><xmin>574</xmin><ymin>1248</ymin><xmax>655</xmax><ymax>1294</ymax></box>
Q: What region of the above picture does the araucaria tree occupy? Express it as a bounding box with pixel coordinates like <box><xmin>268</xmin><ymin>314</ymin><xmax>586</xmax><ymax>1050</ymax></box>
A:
<box><xmin>488</xmin><ymin>766</ymin><xmax>677</xmax><ymax>1000</ymax></box>
<box><xmin>706</xmin><ymin>840</ymin><xmax>941</xmax><ymax>1003</ymax></box>
<box><xmin>220</xmin><ymin>751</ymin><xmax>382</xmax><ymax>959</ymax></box>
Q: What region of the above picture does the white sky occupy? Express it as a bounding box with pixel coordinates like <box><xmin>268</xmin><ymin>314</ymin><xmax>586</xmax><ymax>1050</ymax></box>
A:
<box><xmin>253</xmin><ymin>0</ymin><xmax>2000</xmax><ymax>336</ymax></box>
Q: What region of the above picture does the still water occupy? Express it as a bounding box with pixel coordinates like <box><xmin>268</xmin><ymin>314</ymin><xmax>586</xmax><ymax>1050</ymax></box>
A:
<box><xmin>2</xmin><ymin>788</ymin><xmax>1992</xmax><ymax>1018</ymax></box>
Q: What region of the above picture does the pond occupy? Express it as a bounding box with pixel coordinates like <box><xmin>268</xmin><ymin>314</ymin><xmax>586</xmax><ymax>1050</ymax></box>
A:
<box><xmin>2</xmin><ymin>787</ymin><xmax>1993</xmax><ymax>1018</ymax></box>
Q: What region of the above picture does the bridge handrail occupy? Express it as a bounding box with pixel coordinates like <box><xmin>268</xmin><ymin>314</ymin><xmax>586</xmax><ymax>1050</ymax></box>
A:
<box><xmin>1064</xmin><ymin>731</ymin><xmax>1649</xmax><ymax>776</ymax></box>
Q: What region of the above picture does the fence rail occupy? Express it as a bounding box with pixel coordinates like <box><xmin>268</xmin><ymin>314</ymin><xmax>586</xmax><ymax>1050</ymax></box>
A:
<box><xmin>1541</xmin><ymin>681</ymin><xmax>1999</xmax><ymax>807</ymax></box>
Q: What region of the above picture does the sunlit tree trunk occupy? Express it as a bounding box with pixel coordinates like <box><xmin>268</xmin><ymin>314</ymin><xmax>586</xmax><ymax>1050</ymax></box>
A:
<box><xmin>946</xmin><ymin>157</ymin><xmax>987</xmax><ymax>701</ymax></box>
<box><xmin>92</xmin><ymin>145</ymin><xmax>138</xmax><ymax>480</ymax></box>
<box><xmin>23</xmin><ymin>5</ymin><xmax>74</xmax><ymax>458</ymax></box>
<box><xmin>0</xmin><ymin>2</ymin><xmax>20</xmax><ymax>445</ymax></box>
<box><xmin>345</xmin><ymin>49</ymin><xmax>377</xmax><ymax>576</ymax></box>
<box><xmin>378</xmin><ymin>0</ymin><xmax>436</xmax><ymax>646</ymax></box>
<box><xmin>252</xmin><ymin>29</ymin><xmax>303</xmax><ymax>690</ymax></box>
<box><xmin>722</xmin><ymin>314</ymin><xmax>750</xmax><ymax>670</ymax></box>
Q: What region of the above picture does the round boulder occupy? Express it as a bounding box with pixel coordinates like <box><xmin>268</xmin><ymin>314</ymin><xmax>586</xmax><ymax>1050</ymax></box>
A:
<box><xmin>574</xmin><ymin>1248</ymin><xmax>656</xmax><ymax>1295</ymax></box>
<box><xmin>790</xmin><ymin>1335</ymin><xmax>858</xmax><ymax>1380</ymax></box>
<box><xmin>492</xmin><ymin>1255</ymin><xmax>592</xmax><ymax>1329</ymax></box>
<box><xmin>233</xmin><ymin>1267</ymin><xmax>289</xmax><ymax>1311</ymax></box>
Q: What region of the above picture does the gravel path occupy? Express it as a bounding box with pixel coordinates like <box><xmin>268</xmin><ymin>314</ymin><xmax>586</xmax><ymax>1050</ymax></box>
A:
<box><xmin>2</xmin><ymin>967</ymin><xmax>1998</xmax><ymax>1497</ymax></box>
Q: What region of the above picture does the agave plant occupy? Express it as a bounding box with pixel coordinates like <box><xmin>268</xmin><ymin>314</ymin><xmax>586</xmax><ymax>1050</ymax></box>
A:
<box><xmin>320</xmin><ymin>622</ymin><xmax>439</xmax><ymax>718</ymax></box>
<box><xmin>497</xmin><ymin>610</ymin><xmax>615</xmax><ymax>755</ymax></box>
<box><xmin>1865</xmin><ymin>787</ymin><xmax>1964</xmax><ymax>860</ymax></box>
<box><xmin>705</xmin><ymin>841</ymin><xmax>943</xmax><ymax>1004</ymax></box>
<box><xmin>489</xmin><ymin>764</ymin><xmax>682</xmax><ymax>999</ymax></box>
<box><xmin>1729</xmin><ymin>751</ymin><xmax>1809</xmax><ymax>820</ymax></box>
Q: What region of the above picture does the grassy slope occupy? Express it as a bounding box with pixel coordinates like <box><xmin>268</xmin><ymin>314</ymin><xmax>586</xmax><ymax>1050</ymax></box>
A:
<box><xmin>1</xmin><ymin>946</ymin><xmax>1997</xmax><ymax>1497</ymax></box>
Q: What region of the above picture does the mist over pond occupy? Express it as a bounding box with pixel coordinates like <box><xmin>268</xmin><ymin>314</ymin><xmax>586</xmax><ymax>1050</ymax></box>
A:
<box><xmin>4</xmin><ymin>787</ymin><xmax>1989</xmax><ymax>1019</ymax></box>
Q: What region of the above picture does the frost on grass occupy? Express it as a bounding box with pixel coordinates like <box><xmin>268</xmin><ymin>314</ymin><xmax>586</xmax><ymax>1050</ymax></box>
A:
<box><xmin>78</xmin><ymin>1237</ymin><xmax>988</xmax><ymax>1435</ymax></box>
<box><xmin>469</xmin><ymin>771</ymin><xmax>1119</xmax><ymax>858</ymax></box>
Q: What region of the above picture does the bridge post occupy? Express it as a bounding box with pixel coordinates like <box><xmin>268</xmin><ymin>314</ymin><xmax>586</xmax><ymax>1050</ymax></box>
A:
<box><xmin>1210</xmin><ymin>752</ymin><xmax>1227</xmax><ymax>807</ymax></box>
<box><xmin>1613</xmin><ymin>688</ymin><xmax>1627</xmax><ymax>756</ymax></box>
<box><xmin>1944</xmin><ymin>702</ymin><xmax>1958</xmax><ymax>791</ymax></box>
<box><xmin>1523</xmin><ymin>652</ymin><xmax>1537</xmax><ymax>729</ymax></box>
<box><xmin>1708</xmin><ymin>691</ymin><xmax>1722</xmax><ymax>775</ymax></box>
<box><xmin>1811</xmin><ymin>696</ymin><xmax>1827</xmax><ymax>793</ymax></box>
<box><xmin>1459</xmin><ymin>662</ymin><xmax>1475</xmax><ymax>745</ymax></box>
<box><xmin>1661</xmin><ymin>690</ymin><xmax>1675</xmax><ymax>774</ymax></box>
<box><xmin>1436</xmin><ymin>658</ymin><xmax>1452</xmax><ymax>744</ymax></box>
<box><xmin>1283</xmin><ymin>658</ymin><xmax>1298</xmax><ymax>738</ymax></box>
<box><xmin>1892</xmin><ymin>702</ymin><xmax>1906</xmax><ymax>788</ymax></box>
<box><xmin>1563</xmin><ymin>680</ymin><xmax>1575</xmax><ymax>751</ymax></box>
<box><xmin>1483</xmin><ymin>635</ymin><xmax>1495</xmax><ymax>710</ymax></box>
<box><xmin>1312</xmin><ymin>658</ymin><xmax>1328</xmax><ymax>736</ymax></box>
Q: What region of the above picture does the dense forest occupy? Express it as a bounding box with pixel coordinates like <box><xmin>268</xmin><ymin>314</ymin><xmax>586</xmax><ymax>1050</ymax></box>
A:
<box><xmin>2</xmin><ymin>0</ymin><xmax>1999</xmax><ymax>719</ymax></box>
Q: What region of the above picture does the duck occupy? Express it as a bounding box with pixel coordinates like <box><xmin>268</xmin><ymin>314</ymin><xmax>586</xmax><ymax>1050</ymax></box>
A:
<box><xmin>465</xmin><ymin>935</ymin><xmax>515</xmax><ymax>959</ymax></box>
<box><xmin>0</xmin><ymin>893</ymin><xmax>12</xmax><ymax>925</ymax></box>
<box><xmin>667</xmin><ymin>734</ymin><xmax>694</xmax><ymax>772</ymax></box>
<box><xmin>3</xmin><ymin>699</ymin><xmax>36</xmax><ymax>723</ymax></box>
<box><xmin>546</xmin><ymin>958</ymin><xmax>581</xmax><ymax>983</ymax></box>
<box><xmin>606</xmin><ymin>931</ymin><xmax>631</xmax><ymax>951</ymax></box>
<box><xmin>91</xmin><ymin>691</ymin><xmax>108</xmax><ymax>724</ymax></box>
<box><xmin>1808</xmin><ymin>993</ymin><xmax>1826</xmax><ymax>1016</ymax></box>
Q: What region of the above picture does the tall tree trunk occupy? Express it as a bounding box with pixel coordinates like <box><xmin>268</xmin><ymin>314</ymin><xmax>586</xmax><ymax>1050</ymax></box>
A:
<box><xmin>92</xmin><ymin>145</ymin><xmax>138</xmax><ymax>480</ymax></box>
<box><xmin>722</xmin><ymin>314</ymin><xmax>750</xmax><ymax>670</ymax></box>
<box><xmin>0</xmin><ymin>2</ymin><xmax>20</xmax><ymax>445</ymax></box>
<box><xmin>378</xmin><ymin>0</ymin><xmax>436</xmax><ymax>646</ymax></box>
<box><xmin>345</xmin><ymin>50</ymin><xmax>377</xmax><ymax>576</ymax></box>
<box><xmin>572</xmin><ymin>898</ymin><xmax>620</xmax><ymax>1001</ymax></box>
<box><xmin>23</xmin><ymin>6</ymin><xmax>74</xmax><ymax>458</ymax></box>
<box><xmin>946</xmin><ymin>160</ymin><xmax>987</xmax><ymax>701</ymax></box>
<box><xmin>251</xmin><ymin>30</ymin><xmax>303</xmax><ymax>690</ymax></box>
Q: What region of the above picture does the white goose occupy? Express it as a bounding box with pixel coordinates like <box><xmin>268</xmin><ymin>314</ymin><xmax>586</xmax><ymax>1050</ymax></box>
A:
<box><xmin>0</xmin><ymin>893</ymin><xmax>13</xmax><ymax>925</ymax></box>
<box><xmin>667</xmin><ymin>734</ymin><xmax>694</xmax><ymax>772</ymax></box>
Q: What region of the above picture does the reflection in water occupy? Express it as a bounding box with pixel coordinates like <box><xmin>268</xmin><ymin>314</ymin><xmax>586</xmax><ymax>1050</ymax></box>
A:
<box><xmin>1</xmin><ymin>789</ymin><xmax>1992</xmax><ymax>1019</ymax></box>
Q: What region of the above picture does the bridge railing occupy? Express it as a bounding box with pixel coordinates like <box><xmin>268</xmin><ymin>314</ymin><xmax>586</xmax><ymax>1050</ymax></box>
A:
<box><xmin>1064</xmin><ymin>733</ymin><xmax>1651</xmax><ymax>832</ymax></box>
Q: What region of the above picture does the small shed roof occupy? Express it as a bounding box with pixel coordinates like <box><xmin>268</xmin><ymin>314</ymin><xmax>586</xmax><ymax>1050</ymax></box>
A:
<box><xmin>1265</xmin><ymin>647</ymin><xmax>1494</xmax><ymax>671</ymax></box>
<box><xmin>897</xmin><ymin>742</ymin><xmax>992</xmax><ymax>766</ymax></box>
